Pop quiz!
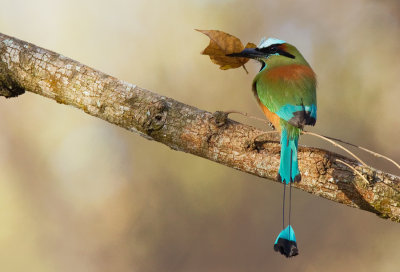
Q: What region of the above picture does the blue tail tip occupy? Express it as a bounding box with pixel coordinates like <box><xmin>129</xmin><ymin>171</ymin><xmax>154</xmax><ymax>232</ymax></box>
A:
<box><xmin>274</xmin><ymin>225</ymin><xmax>299</xmax><ymax>258</ymax></box>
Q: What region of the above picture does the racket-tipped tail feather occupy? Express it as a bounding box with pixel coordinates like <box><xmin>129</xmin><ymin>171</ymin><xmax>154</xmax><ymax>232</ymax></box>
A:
<box><xmin>274</xmin><ymin>225</ymin><xmax>299</xmax><ymax>258</ymax></box>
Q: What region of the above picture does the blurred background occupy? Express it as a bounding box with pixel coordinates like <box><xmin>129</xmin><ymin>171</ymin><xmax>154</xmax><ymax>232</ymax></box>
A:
<box><xmin>1</xmin><ymin>0</ymin><xmax>399</xmax><ymax>271</ymax></box>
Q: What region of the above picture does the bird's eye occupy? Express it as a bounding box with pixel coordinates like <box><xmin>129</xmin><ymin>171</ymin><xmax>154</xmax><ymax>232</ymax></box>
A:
<box><xmin>257</xmin><ymin>44</ymin><xmax>280</xmax><ymax>54</ymax></box>
<box><xmin>258</xmin><ymin>47</ymin><xmax>270</xmax><ymax>53</ymax></box>
<box><xmin>269</xmin><ymin>46</ymin><xmax>278</xmax><ymax>53</ymax></box>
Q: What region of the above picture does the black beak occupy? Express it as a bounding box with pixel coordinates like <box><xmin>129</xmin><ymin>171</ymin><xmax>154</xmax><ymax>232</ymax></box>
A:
<box><xmin>226</xmin><ymin>48</ymin><xmax>263</xmax><ymax>59</ymax></box>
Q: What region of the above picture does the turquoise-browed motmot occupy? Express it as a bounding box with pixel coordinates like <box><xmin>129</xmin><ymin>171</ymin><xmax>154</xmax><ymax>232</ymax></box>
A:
<box><xmin>228</xmin><ymin>37</ymin><xmax>317</xmax><ymax>257</ymax></box>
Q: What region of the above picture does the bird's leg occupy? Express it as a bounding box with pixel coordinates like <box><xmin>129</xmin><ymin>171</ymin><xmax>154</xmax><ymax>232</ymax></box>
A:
<box><xmin>268</xmin><ymin>121</ymin><xmax>276</xmax><ymax>130</ymax></box>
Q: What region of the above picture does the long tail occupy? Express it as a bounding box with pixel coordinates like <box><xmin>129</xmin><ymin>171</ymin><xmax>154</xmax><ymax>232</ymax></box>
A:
<box><xmin>277</xmin><ymin>126</ymin><xmax>301</xmax><ymax>184</ymax></box>
<box><xmin>274</xmin><ymin>125</ymin><xmax>300</xmax><ymax>258</ymax></box>
<box><xmin>274</xmin><ymin>182</ymin><xmax>299</xmax><ymax>257</ymax></box>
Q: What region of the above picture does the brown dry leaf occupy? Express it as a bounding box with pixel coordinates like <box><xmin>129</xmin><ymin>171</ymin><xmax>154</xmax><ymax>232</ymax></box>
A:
<box><xmin>196</xmin><ymin>29</ymin><xmax>256</xmax><ymax>72</ymax></box>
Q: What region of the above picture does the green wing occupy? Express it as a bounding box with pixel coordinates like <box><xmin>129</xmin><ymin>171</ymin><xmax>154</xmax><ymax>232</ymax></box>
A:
<box><xmin>254</xmin><ymin>68</ymin><xmax>317</xmax><ymax>127</ymax></box>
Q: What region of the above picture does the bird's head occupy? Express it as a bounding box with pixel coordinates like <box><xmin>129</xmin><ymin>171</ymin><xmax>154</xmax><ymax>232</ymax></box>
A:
<box><xmin>228</xmin><ymin>37</ymin><xmax>305</xmax><ymax>69</ymax></box>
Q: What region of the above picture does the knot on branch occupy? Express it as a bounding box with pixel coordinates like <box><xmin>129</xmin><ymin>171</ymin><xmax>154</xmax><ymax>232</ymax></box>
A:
<box><xmin>143</xmin><ymin>99</ymin><xmax>168</xmax><ymax>134</ymax></box>
<box><xmin>0</xmin><ymin>74</ymin><xmax>25</xmax><ymax>98</ymax></box>
<box><xmin>212</xmin><ymin>111</ymin><xmax>229</xmax><ymax>127</ymax></box>
<box><xmin>252</xmin><ymin>133</ymin><xmax>280</xmax><ymax>151</ymax></box>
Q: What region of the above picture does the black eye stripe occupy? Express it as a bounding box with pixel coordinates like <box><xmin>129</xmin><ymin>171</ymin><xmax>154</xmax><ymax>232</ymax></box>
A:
<box><xmin>257</xmin><ymin>44</ymin><xmax>295</xmax><ymax>59</ymax></box>
<box><xmin>258</xmin><ymin>44</ymin><xmax>280</xmax><ymax>53</ymax></box>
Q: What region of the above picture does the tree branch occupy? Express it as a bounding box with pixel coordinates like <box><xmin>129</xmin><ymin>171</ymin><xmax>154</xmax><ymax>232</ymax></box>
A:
<box><xmin>1</xmin><ymin>32</ymin><xmax>399</xmax><ymax>222</ymax></box>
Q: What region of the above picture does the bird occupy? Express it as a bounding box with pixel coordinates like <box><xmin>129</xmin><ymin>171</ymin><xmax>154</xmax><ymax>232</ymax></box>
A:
<box><xmin>227</xmin><ymin>37</ymin><xmax>317</xmax><ymax>257</ymax></box>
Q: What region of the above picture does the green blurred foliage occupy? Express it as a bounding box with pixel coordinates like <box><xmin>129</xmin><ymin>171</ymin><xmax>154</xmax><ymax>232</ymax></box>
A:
<box><xmin>0</xmin><ymin>0</ymin><xmax>399</xmax><ymax>271</ymax></box>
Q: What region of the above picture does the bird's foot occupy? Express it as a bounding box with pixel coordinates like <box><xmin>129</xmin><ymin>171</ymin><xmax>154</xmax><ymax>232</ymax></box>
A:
<box><xmin>268</xmin><ymin>121</ymin><xmax>275</xmax><ymax>130</ymax></box>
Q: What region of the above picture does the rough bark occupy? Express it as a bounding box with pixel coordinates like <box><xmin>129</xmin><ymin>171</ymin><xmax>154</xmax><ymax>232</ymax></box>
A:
<box><xmin>1</xmin><ymin>32</ymin><xmax>399</xmax><ymax>222</ymax></box>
